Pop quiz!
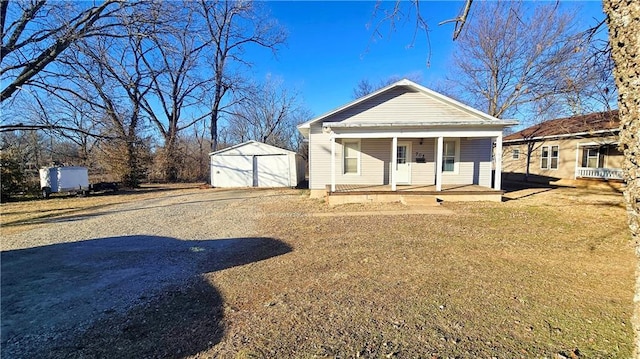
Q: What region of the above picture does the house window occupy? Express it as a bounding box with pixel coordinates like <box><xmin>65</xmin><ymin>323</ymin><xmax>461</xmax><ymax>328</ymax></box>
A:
<box><xmin>540</xmin><ymin>145</ymin><xmax>559</xmax><ymax>169</ymax></box>
<box><xmin>585</xmin><ymin>148</ymin><xmax>599</xmax><ymax>168</ymax></box>
<box><xmin>512</xmin><ymin>149</ymin><xmax>520</xmax><ymax>160</ymax></box>
<box><xmin>343</xmin><ymin>140</ymin><xmax>360</xmax><ymax>174</ymax></box>
<box><xmin>442</xmin><ymin>140</ymin><xmax>456</xmax><ymax>172</ymax></box>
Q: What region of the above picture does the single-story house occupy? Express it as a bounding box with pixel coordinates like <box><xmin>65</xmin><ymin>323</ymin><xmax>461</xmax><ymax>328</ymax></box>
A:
<box><xmin>502</xmin><ymin>110</ymin><xmax>623</xmax><ymax>183</ymax></box>
<box><xmin>297</xmin><ymin>79</ymin><xmax>518</xmax><ymax>202</ymax></box>
<box><xmin>209</xmin><ymin>140</ymin><xmax>305</xmax><ymax>188</ymax></box>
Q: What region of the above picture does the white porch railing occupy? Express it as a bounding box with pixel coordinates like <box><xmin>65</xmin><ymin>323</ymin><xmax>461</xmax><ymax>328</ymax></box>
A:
<box><xmin>576</xmin><ymin>167</ymin><xmax>624</xmax><ymax>180</ymax></box>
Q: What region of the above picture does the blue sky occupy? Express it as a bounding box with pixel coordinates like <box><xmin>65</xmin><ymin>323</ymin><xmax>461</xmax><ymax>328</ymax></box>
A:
<box><xmin>247</xmin><ymin>1</ymin><xmax>609</xmax><ymax>118</ymax></box>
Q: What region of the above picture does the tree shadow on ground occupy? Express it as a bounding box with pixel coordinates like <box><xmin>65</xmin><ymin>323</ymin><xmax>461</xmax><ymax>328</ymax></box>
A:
<box><xmin>1</xmin><ymin>235</ymin><xmax>292</xmax><ymax>358</ymax></box>
<box><xmin>501</xmin><ymin>175</ymin><xmax>564</xmax><ymax>202</ymax></box>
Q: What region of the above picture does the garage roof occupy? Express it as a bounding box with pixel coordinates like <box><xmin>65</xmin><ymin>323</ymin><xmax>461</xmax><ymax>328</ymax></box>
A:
<box><xmin>209</xmin><ymin>140</ymin><xmax>297</xmax><ymax>156</ymax></box>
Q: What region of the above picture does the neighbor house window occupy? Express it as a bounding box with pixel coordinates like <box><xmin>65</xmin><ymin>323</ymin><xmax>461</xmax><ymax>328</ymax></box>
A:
<box><xmin>343</xmin><ymin>140</ymin><xmax>360</xmax><ymax>174</ymax></box>
<box><xmin>585</xmin><ymin>148</ymin><xmax>599</xmax><ymax>168</ymax></box>
<box><xmin>540</xmin><ymin>145</ymin><xmax>559</xmax><ymax>169</ymax></box>
<box><xmin>512</xmin><ymin>149</ymin><xmax>520</xmax><ymax>159</ymax></box>
<box><xmin>442</xmin><ymin>140</ymin><xmax>457</xmax><ymax>172</ymax></box>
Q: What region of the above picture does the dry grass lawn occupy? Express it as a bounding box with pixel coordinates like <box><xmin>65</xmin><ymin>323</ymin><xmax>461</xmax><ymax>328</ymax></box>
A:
<box><xmin>1</xmin><ymin>184</ymin><xmax>634</xmax><ymax>358</ymax></box>
<box><xmin>205</xmin><ymin>187</ymin><xmax>633</xmax><ymax>358</ymax></box>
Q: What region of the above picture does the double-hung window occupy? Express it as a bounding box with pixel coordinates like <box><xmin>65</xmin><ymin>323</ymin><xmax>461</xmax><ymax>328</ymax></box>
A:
<box><xmin>343</xmin><ymin>140</ymin><xmax>360</xmax><ymax>174</ymax></box>
<box><xmin>512</xmin><ymin>149</ymin><xmax>520</xmax><ymax>160</ymax></box>
<box><xmin>585</xmin><ymin>148</ymin><xmax>599</xmax><ymax>168</ymax></box>
<box><xmin>540</xmin><ymin>145</ymin><xmax>559</xmax><ymax>169</ymax></box>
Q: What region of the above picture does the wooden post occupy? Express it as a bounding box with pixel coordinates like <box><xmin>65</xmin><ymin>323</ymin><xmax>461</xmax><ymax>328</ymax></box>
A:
<box><xmin>494</xmin><ymin>134</ymin><xmax>502</xmax><ymax>190</ymax></box>
<box><xmin>391</xmin><ymin>136</ymin><xmax>398</xmax><ymax>191</ymax></box>
<box><xmin>436</xmin><ymin>136</ymin><xmax>443</xmax><ymax>191</ymax></box>
<box><xmin>330</xmin><ymin>136</ymin><xmax>336</xmax><ymax>192</ymax></box>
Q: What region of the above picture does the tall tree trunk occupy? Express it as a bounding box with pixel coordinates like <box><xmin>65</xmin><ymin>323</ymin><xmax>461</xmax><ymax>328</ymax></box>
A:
<box><xmin>123</xmin><ymin>139</ymin><xmax>139</xmax><ymax>187</ymax></box>
<box><xmin>210</xmin><ymin>81</ymin><xmax>223</xmax><ymax>152</ymax></box>
<box><xmin>210</xmin><ymin>108</ymin><xmax>219</xmax><ymax>152</ymax></box>
<box><xmin>525</xmin><ymin>141</ymin><xmax>534</xmax><ymax>181</ymax></box>
<box><xmin>603</xmin><ymin>0</ymin><xmax>640</xmax><ymax>356</ymax></box>
<box><xmin>163</xmin><ymin>135</ymin><xmax>179</xmax><ymax>182</ymax></box>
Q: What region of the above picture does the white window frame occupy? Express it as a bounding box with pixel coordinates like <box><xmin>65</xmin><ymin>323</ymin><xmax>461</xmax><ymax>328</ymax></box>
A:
<box><xmin>512</xmin><ymin>148</ymin><xmax>520</xmax><ymax>160</ymax></box>
<box><xmin>540</xmin><ymin>145</ymin><xmax>559</xmax><ymax>170</ymax></box>
<box><xmin>342</xmin><ymin>139</ymin><xmax>361</xmax><ymax>175</ymax></box>
<box><xmin>585</xmin><ymin>148</ymin><xmax>599</xmax><ymax>168</ymax></box>
<box><xmin>437</xmin><ymin>138</ymin><xmax>460</xmax><ymax>174</ymax></box>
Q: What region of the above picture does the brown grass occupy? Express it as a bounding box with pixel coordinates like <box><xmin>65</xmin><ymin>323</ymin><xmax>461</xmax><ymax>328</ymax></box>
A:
<box><xmin>207</xmin><ymin>187</ymin><xmax>633</xmax><ymax>358</ymax></box>
<box><xmin>3</xmin><ymin>185</ymin><xmax>634</xmax><ymax>358</ymax></box>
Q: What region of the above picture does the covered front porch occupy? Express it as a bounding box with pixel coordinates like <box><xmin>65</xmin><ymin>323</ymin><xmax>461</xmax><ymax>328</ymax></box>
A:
<box><xmin>574</xmin><ymin>142</ymin><xmax>624</xmax><ymax>181</ymax></box>
<box><xmin>326</xmin><ymin>125</ymin><xmax>507</xmax><ymax>195</ymax></box>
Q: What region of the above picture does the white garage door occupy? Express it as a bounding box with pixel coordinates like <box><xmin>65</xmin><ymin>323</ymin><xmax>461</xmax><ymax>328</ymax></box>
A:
<box><xmin>256</xmin><ymin>155</ymin><xmax>290</xmax><ymax>187</ymax></box>
<box><xmin>211</xmin><ymin>155</ymin><xmax>253</xmax><ymax>187</ymax></box>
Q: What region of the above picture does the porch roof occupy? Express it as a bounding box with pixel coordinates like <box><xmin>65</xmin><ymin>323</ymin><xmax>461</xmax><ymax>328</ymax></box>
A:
<box><xmin>323</xmin><ymin>120</ymin><xmax>517</xmax><ymax>128</ymax></box>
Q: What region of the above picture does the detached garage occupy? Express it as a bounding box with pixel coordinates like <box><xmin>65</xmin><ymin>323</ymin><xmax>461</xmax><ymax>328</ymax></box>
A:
<box><xmin>209</xmin><ymin>141</ymin><xmax>305</xmax><ymax>188</ymax></box>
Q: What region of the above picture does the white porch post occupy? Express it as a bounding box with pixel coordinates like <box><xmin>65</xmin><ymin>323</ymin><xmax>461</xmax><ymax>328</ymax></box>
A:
<box><xmin>436</xmin><ymin>136</ymin><xmax>443</xmax><ymax>192</ymax></box>
<box><xmin>494</xmin><ymin>134</ymin><xmax>502</xmax><ymax>190</ymax></box>
<box><xmin>391</xmin><ymin>136</ymin><xmax>398</xmax><ymax>191</ymax></box>
<box><xmin>574</xmin><ymin>142</ymin><xmax>580</xmax><ymax>180</ymax></box>
<box><xmin>330</xmin><ymin>136</ymin><xmax>336</xmax><ymax>192</ymax></box>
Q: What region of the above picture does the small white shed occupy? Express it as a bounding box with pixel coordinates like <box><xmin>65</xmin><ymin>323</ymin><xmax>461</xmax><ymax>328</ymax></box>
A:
<box><xmin>209</xmin><ymin>141</ymin><xmax>305</xmax><ymax>188</ymax></box>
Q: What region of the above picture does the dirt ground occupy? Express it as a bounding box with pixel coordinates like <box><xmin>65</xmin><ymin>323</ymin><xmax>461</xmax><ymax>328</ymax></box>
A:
<box><xmin>0</xmin><ymin>183</ymin><xmax>634</xmax><ymax>358</ymax></box>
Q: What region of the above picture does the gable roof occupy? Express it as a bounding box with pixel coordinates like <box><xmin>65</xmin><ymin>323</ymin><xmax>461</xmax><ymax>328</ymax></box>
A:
<box><xmin>297</xmin><ymin>79</ymin><xmax>517</xmax><ymax>137</ymax></box>
<box><xmin>209</xmin><ymin>140</ymin><xmax>296</xmax><ymax>156</ymax></box>
<box><xmin>503</xmin><ymin>110</ymin><xmax>619</xmax><ymax>142</ymax></box>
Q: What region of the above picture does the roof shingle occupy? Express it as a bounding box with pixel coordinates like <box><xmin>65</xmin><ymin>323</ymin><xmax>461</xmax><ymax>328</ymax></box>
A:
<box><xmin>504</xmin><ymin>110</ymin><xmax>619</xmax><ymax>141</ymax></box>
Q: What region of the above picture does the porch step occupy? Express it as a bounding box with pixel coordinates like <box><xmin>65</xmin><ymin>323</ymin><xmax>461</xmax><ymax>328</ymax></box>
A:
<box><xmin>400</xmin><ymin>195</ymin><xmax>439</xmax><ymax>207</ymax></box>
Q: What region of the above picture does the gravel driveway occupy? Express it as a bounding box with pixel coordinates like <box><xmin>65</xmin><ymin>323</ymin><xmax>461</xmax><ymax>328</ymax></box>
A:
<box><xmin>1</xmin><ymin>188</ymin><xmax>296</xmax><ymax>358</ymax></box>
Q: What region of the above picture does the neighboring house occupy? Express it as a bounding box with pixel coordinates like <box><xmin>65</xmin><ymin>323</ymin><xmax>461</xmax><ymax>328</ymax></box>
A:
<box><xmin>502</xmin><ymin>110</ymin><xmax>623</xmax><ymax>183</ymax></box>
<box><xmin>209</xmin><ymin>140</ymin><xmax>305</xmax><ymax>188</ymax></box>
<box><xmin>297</xmin><ymin>79</ymin><xmax>517</xmax><ymax>199</ymax></box>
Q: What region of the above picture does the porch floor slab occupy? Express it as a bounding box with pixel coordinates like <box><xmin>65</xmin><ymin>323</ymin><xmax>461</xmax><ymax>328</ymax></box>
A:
<box><xmin>331</xmin><ymin>184</ymin><xmax>502</xmax><ymax>194</ymax></box>
<box><xmin>326</xmin><ymin>184</ymin><xmax>504</xmax><ymax>204</ymax></box>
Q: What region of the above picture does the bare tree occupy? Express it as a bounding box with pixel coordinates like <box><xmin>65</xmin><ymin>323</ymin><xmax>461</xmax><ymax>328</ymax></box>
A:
<box><xmin>367</xmin><ymin>1</ymin><xmax>433</xmax><ymax>66</ymax></box>
<box><xmin>352</xmin><ymin>79</ymin><xmax>377</xmax><ymax>99</ymax></box>
<box><xmin>227</xmin><ymin>75</ymin><xmax>309</xmax><ymax>151</ymax></box>
<box><xmin>40</xmin><ymin>3</ymin><xmax>159</xmax><ymax>187</ymax></box>
<box><xmin>178</xmin><ymin>121</ymin><xmax>211</xmax><ymax>182</ymax></box>
<box><xmin>352</xmin><ymin>73</ymin><xmax>423</xmax><ymax>99</ymax></box>
<box><xmin>136</xmin><ymin>2</ymin><xmax>213</xmax><ymax>182</ymax></box>
<box><xmin>199</xmin><ymin>0</ymin><xmax>286</xmax><ymax>152</ymax></box>
<box><xmin>442</xmin><ymin>2</ymin><xmax>589</xmax><ymax>120</ymax></box>
<box><xmin>437</xmin><ymin>2</ymin><xmax>616</xmax><ymax>181</ymax></box>
<box><xmin>0</xmin><ymin>0</ymin><xmax>125</xmax><ymax>103</ymax></box>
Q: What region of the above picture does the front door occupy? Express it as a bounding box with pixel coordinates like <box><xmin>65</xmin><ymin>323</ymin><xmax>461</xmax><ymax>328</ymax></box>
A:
<box><xmin>395</xmin><ymin>141</ymin><xmax>412</xmax><ymax>184</ymax></box>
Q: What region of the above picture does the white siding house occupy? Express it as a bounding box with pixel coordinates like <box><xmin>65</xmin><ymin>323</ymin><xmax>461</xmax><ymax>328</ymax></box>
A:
<box><xmin>297</xmin><ymin>79</ymin><xmax>517</xmax><ymax>197</ymax></box>
<box><xmin>209</xmin><ymin>141</ymin><xmax>305</xmax><ymax>188</ymax></box>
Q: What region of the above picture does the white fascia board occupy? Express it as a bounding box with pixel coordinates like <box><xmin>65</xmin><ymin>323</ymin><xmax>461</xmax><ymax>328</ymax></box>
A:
<box><xmin>208</xmin><ymin>140</ymin><xmax>257</xmax><ymax>156</ymax></box>
<box><xmin>209</xmin><ymin>140</ymin><xmax>296</xmax><ymax>156</ymax></box>
<box><xmin>330</xmin><ymin>130</ymin><xmax>504</xmax><ymax>139</ymax></box>
<box><xmin>324</xmin><ymin>120</ymin><xmax>518</xmax><ymax>128</ymax></box>
<box><xmin>297</xmin><ymin>125</ymin><xmax>310</xmax><ymax>139</ymax></box>
<box><xmin>577</xmin><ymin>141</ymin><xmax>619</xmax><ymax>146</ymax></box>
<box><xmin>503</xmin><ymin>129</ymin><xmax>620</xmax><ymax>144</ymax></box>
